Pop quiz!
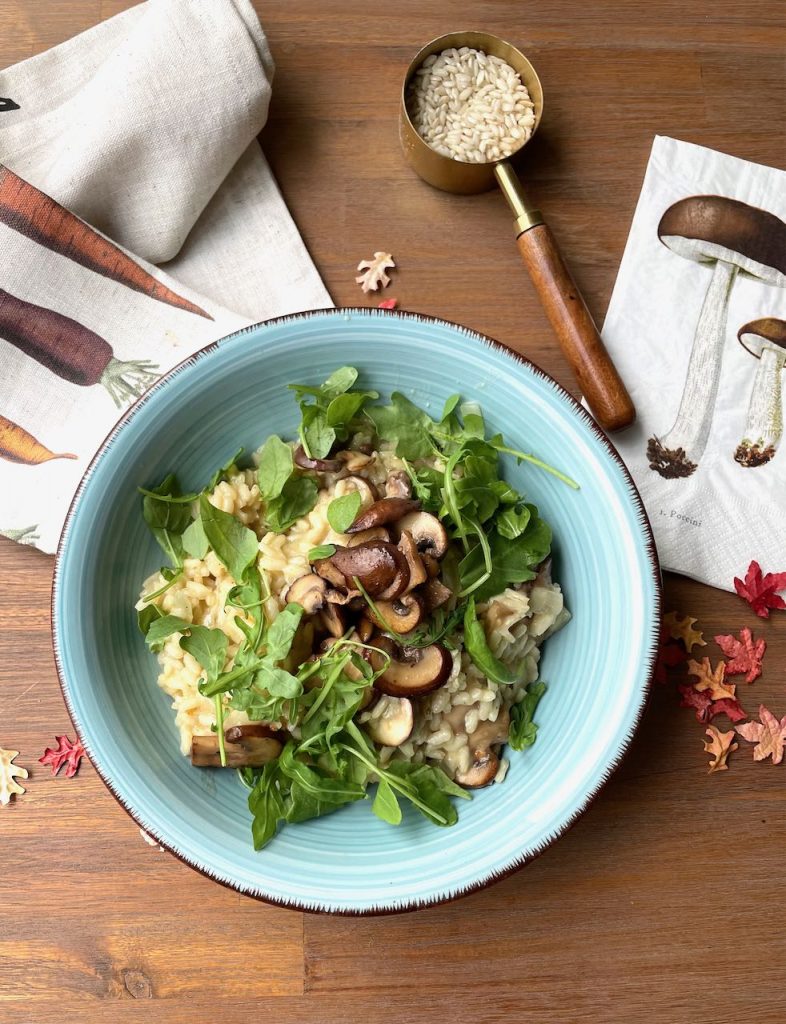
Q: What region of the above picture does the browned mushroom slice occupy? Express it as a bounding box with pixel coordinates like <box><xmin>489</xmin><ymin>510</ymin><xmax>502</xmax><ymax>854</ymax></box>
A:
<box><xmin>356</xmin><ymin>615</ymin><xmax>375</xmax><ymax>643</ymax></box>
<box><xmin>285</xmin><ymin>573</ymin><xmax>329</xmax><ymax>613</ymax></box>
<box><xmin>421</xmin><ymin>578</ymin><xmax>453</xmax><ymax>612</ymax></box>
<box><xmin>293</xmin><ymin>444</ymin><xmax>341</xmax><ymax>473</ymax></box>
<box><xmin>346</xmin><ymin>527</ymin><xmax>390</xmax><ymax>547</ymax></box>
<box><xmin>421</xmin><ymin>553</ymin><xmax>441</xmax><ymax>578</ymax></box>
<box><xmin>455</xmin><ymin>751</ymin><xmax>499</xmax><ymax>788</ymax></box>
<box><xmin>397</xmin><ymin>530</ymin><xmax>427</xmax><ymax>592</ymax></box>
<box><xmin>393</xmin><ymin>511</ymin><xmax>448</xmax><ymax>559</ymax></box>
<box><xmin>319</xmin><ymin>603</ymin><xmax>347</xmax><ymax>638</ymax></box>
<box><xmin>191</xmin><ymin>724</ymin><xmax>285</xmax><ymax>768</ymax></box>
<box><xmin>370</xmin><ymin>635</ymin><xmax>451</xmax><ymax>696</ymax></box>
<box><xmin>328</xmin><ymin>540</ymin><xmax>410</xmax><ymax>598</ymax></box>
<box><xmin>336</xmin><ymin>449</ymin><xmax>375</xmax><ymax>472</ymax></box>
<box><xmin>365</xmin><ymin>696</ymin><xmax>414</xmax><ymax>747</ymax></box>
<box><xmin>346</xmin><ymin>497</ymin><xmax>420</xmax><ymax>533</ymax></box>
<box><xmin>369</xmin><ymin>593</ymin><xmax>424</xmax><ymax>634</ymax></box>
<box><xmin>335</xmin><ymin>475</ymin><xmax>377</xmax><ymax>508</ymax></box>
<box><xmin>385</xmin><ymin>470</ymin><xmax>412</xmax><ymax>498</ymax></box>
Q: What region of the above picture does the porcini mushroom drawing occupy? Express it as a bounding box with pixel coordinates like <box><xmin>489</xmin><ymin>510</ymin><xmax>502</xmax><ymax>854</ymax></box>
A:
<box><xmin>647</xmin><ymin>196</ymin><xmax>786</xmax><ymax>478</ymax></box>
<box><xmin>734</xmin><ymin>318</ymin><xmax>786</xmax><ymax>467</ymax></box>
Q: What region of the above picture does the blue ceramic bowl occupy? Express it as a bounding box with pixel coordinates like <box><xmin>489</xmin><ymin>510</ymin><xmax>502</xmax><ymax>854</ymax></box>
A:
<box><xmin>53</xmin><ymin>310</ymin><xmax>660</xmax><ymax>914</ymax></box>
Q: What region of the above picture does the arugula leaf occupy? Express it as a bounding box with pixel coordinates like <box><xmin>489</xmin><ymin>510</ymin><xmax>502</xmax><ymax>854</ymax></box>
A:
<box><xmin>279</xmin><ymin>742</ymin><xmax>365</xmax><ymax>805</ymax></box>
<box><xmin>264</xmin><ymin>603</ymin><xmax>304</xmax><ymax>661</ymax></box>
<box><xmin>182</xmin><ymin>516</ymin><xmax>209</xmax><ymax>559</ymax></box>
<box><xmin>301</xmin><ymin>405</ymin><xmax>335</xmax><ymax>460</ymax></box>
<box><xmin>462</xmin><ymin>598</ymin><xmax>518</xmax><ymax>685</ymax></box>
<box><xmin>309</xmin><ymin>544</ymin><xmax>336</xmax><ymax>561</ymax></box>
<box><xmin>290</xmin><ymin>366</ymin><xmax>359</xmax><ymax>403</ymax></box>
<box><xmin>143</xmin><ymin>612</ymin><xmax>189</xmax><ymax>650</ymax></box>
<box><xmin>257</xmin><ymin>435</ymin><xmax>293</xmax><ymax>500</ymax></box>
<box><xmin>141</xmin><ymin>474</ymin><xmax>192</xmax><ymax>566</ymax></box>
<box><xmin>495</xmin><ymin>503</ymin><xmax>531</xmax><ymax>540</ymax></box>
<box><xmin>327</xmin><ymin>491</ymin><xmax>362</xmax><ymax>534</ymax></box>
<box><xmin>366</xmin><ymin>392</ymin><xmax>435</xmax><ymax>459</ymax></box>
<box><xmin>137</xmin><ymin>603</ymin><xmax>163</xmax><ymax>637</ymax></box>
<box><xmin>199</xmin><ymin>494</ymin><xmax>258</xmax><ymax>581</ymax></box>
<box><xmin>255</xmin><ymin>664</ymin><xmax>303</xmax><ymax>699</ymax></box>
<box><xmin>459</xmin><ymin>514</ymin><xmax>551</xmax><ymax>602</ymax></box>
<box><xmin>181</xmin><ymin>624</ymin><xmax>228</xmax><ymax>683</ymax></box>
<box><xmin>509</xmin><ymin>682</ymin><xmax>547</xmax><ymax>750</ymax></box>
<box><xmin>326</xmin><ymin>391</ymin><xmax>377</xmax><ymax>431</ymax></box>
<box><xmin>440</xmin><ymin>394</ymin><xmax>461</xmax><ymax>423</ymax></box>
<box><xmin>205</xmin><ymin>447</ymin><xmax>245</xmax><ymax>491</ymax></box>
<box><xmin>265</xmin><ymin>476</ymin><xmax>319</xmax><ymax>533</ymax></box>
<box><xmin>372</xmin><ymin>778</ymin><xmax>402</xmax><ymax>825</ymax></box>
<box><xmin>248</xmin><ymin>763</ymin><xmax>286</xmax><ymax>850</ymax></box>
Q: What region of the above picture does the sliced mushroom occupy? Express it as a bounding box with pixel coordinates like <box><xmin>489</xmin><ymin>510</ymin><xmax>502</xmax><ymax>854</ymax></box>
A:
<box><xmin>455</xmin><ymin>751</ymin><xmax>499</xmax><ymax>788</ymax></box>
<box><xmin>385</xmin><ymin>470</ymin><xmax>413</xmax><ymax>498</ymax></box>
<box><xmin>283</xmin><ymin>620</ymin><xmax>315</xmax><ymax>672</ymax></box>
<box><xmin>336</xmin><ymin>449</ymin><xmax>375</xmax><ymax>473</ymax></box>
<box><xmin>421</xmin><ymin>578</ymin><xmax>453</xmax><ymax>612</ymax></box>
<box><xmin>320</xmin><ymin>540</ymin><xmax>409</xmax><ymax>598</ymax></box>
<box><xmin>365</xmin><ymin>696</ymin><xmax>414</xmax><ymax>747</ymax></box>
<box><xmin>370</xmin><ymin>592</ymin><xmax>424</xmax><ymax>634</ymax></box>
<box><xmin>285</xmin><ymin>573</ymin><xmax>329</xmax><ymax>613</ymax></box>
<box><xmin>319</xmin><ymin>603</ymin><xmax>347</xmax><ymax>638</ymax></box>
<box><xmin>346</xmin><ymin>527</ymin><xmax>390</xmax><ymax>547</ymax></box>
<box><xmin>422</xmin><ymin>553</ymin><xmax>441</xmax><ymax>578</ymax></box>
<box><xmin>356</xmin><ymin>615</ymin><xmax>375</xmax><ymax>643</ymax></box>
<box><xmin>334</xmin><ymin>475</ymin><xmax>377</xmax><ymax>509</ymax></box>
<box><xmin>293</xmin><ymin>444</ymin><xmax>341</xmax><ymax>473</ymax></box>
<box><xmin>397</xmin><ymin>530</ymin><xmax>427</xmax><ymax>592</ymax></box>
<box><xmin>454</xmin><ymin>709</ymin><xmax>510</xmax><ymax>789</ymax></box>
<box><xmin>393</xmin><ymin>511</ymin><xmax>449</xmax><ymax>559</ymax></box>
<box><xmin>191</xmin><ymin>724</ymin><xmax>285</xmax><ymax>768</ymax></box>
<box><xmin>346</xmin><ymin>497</ymin><xmax>420</xmax><ymax>533</ymax></box>
<box><xmin>369</xmin><ymin>635</ymin><xmax>451</xmax><ymax>696</ymax></box>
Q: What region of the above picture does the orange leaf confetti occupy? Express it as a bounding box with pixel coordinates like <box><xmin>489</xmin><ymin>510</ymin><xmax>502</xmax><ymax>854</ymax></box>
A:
<box><xmin>736</xmin><ymin>705</ymin><xmax>786</xmax><ymax>764</ymax></box>
<box><xmin>687</xmin><ymin>658</ymin><xmax>736</xmax><ymax>701</ymax></box>
<box><xmin>39</xmin><ymin>735</ymin><xmax>85</xmax><ymax>778</ymax></box>
<box><xmin>0</xmin><ymin>747</ymin><xmax>28</xmax><ymax>805</ymax></box>
<box><xmin>715</xmin><ymin>628</ymin><xmax>766</xmax><ymax>683</ymax></box>
<box><xmin>703</xmin><ymin>726</ymin><xmax>738</xmax><ymax>774</ymax></box>
<box><xmin>733</xmin><ymin>560</ymin><xmax>786</xmax><ymax>619</ymax></box>
<box><xmin>663</xmin><ymin>611</ymin><xmax>706</xmax><ymax>653</ymax></box>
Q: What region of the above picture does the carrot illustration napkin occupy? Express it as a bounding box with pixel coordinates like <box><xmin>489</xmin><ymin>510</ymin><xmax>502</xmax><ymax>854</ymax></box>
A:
<box><xmin>0</xmin><ymin>0</ymin><xmax>332</xmax><ymax>554</ymax></box>
<box><xmin>601</xmin><ymin>136</ymin><xmax>785</xmax><ymax>591</ymax></box>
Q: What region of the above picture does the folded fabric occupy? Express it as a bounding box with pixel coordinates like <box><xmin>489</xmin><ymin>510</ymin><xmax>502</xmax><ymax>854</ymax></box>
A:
<box><xmin>0</xmin><ymin>0</ymin><xmax>331</xmax><ymax>318</ymax></box>
<box><xmin>602</xmin><ymin>136</ymin><xmax>785</xmax><ymax>592</ymax></box>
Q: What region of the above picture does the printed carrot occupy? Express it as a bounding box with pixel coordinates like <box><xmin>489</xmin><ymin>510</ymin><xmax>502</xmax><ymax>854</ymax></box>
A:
<box><xmin>0</xmin><ymin>166</ymin><xmax>213</xmax><ymax>320</ymax></box>
<box><xmin>0</xmin><ymin>415</ymin><xmax>77</xmax><ymax>464</ymax></box>
<box><xmin>0</xmin><ymin>287</ymin><xmax>159</xmax><ymax>407</ymax></box>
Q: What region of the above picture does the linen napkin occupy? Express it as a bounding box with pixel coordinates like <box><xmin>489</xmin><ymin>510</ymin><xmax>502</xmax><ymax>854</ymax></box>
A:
<box><xmin>0</xmin><ymin>0</ymin><xmax>333</xmax><ymax>555</ymax></box>
<box><xmin>602</xmin><ymin>136</ymin><xmax>785</xmax><ymax>592</ymax></box>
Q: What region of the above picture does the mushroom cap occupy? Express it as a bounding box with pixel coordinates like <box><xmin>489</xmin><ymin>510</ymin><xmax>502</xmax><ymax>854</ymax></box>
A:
<box><xmin>738</xmin><ymin>317</ymin><xmax>786</xmax><ymax>359</ymax></box>
<box><xmin>657</xmin><ymin>196</ymin><xmax>786</xmax><ymax>286</ymax></box>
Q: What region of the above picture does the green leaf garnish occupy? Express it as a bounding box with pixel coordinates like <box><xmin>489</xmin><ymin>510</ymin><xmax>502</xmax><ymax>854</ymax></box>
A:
<box><xmin>327</xmin><ymin>490</ymin><xmax>362</xmax><ymax>534</ymax></box>
<box><xmin>199</xmin><ymin>494</ymin><xmax>258</xmax><ymax>582</ymax></box>
<box><xmin>509</xmin><ymin>682</ymin><xmax>547</xmax><ymax>750</ymax></box>
<box><xmin>257</xmin><ymin>435</ymin><xmax>293</xmax><ymax>500</ymax></box>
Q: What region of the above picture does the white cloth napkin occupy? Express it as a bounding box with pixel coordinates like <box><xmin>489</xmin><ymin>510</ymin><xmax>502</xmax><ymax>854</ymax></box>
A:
<box><xmin>0</xmin><ymin>0</ymin><xmax>331</xmax><ymax>319</ymax></box>
<box><xmin>0</xmin><ymin>0</ymin><xmax>332</xmax><ymax>555</ymax></box>
<box><xmin>602</xmin><ymin>136</ymin><xmax>786</xmax><ymax>591</ymax></box>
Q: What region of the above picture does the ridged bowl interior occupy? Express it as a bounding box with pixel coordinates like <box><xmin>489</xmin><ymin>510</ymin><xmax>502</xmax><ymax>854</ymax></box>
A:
<box><xmin>53</xmin><ymin>310</ymin><xmax>660</xmax><ymax>914</ymax></box>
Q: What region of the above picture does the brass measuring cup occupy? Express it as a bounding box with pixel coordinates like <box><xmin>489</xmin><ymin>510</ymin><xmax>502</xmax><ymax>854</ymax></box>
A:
<box><xmin>400</xmin><ymin>31</ymin><xmax>635</xmax><ymax>432</ymax></box>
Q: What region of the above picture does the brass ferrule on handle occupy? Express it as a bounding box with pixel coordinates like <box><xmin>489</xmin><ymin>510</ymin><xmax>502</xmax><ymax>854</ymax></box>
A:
<box><xmin>494</xmin><ymin>163</ymin><xmax>543</xmax><ymax>236</ymax></box>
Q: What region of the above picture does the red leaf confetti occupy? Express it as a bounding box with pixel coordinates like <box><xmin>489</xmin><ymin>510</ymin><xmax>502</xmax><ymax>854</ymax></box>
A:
<box><xmin>655</xmin><ymin>624</ymin><xmax>687</xmax><ymax>684</ymax></box>
<box><xmin>733</xmin><ymin>560</ymin><xmax>786</xmax><ymax>619</ymax></box>
<box><xmin>39</xmin><ymin>735</ymin><xmax>85</xmax><ymax>778</ymax></box>
<box><xmin>715</xmin><ymin>627</ymin><xmax>766</xmax><ymax>683</ymax></box>
<box><xmin>709</xmin><ymin>697</ymin><xmax>748</xmax><ymax>724</ymax></box>
<box><xmin>377</xmin><ymin>298</ymin><xmax>398</xmax><ymax>310</ymax></box>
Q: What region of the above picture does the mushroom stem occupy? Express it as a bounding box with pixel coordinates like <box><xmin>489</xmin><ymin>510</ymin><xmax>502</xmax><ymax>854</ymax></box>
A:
<box><xmin>647</xmin><ymin>259</ymin><xmax>738</xmax><ymax>477</ymax></box>
<box><xmin>734</xmin><ymin>345</ymin><xmax>785</xmax><ymax>467</ymax></box>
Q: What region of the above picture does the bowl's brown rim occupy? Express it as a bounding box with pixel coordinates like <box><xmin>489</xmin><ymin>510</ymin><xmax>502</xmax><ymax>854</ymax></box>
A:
<box><xmin>51</xmin><ymin>306</ymin><xmax>662</xmax><ymax>917</ymax></box>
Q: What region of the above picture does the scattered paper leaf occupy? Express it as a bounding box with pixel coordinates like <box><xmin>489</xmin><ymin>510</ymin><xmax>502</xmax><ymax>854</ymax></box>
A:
<box><xmin>709</xmin><ymin>697</ymin><xmax>748</xmax><ymax>724</ymax></box>
<box><xmin>0</xmin><ymin>747</ymin><xmax>28</xmax><ymax>805</ymax></box>
<box><xmin>654</xmin><ymin>624</ymin><xmax>687</xmax><ymax>684</ymax></box>
<box><xmin>39</xmin><ymin>735</ymin><xmax>85</xmax><ymax>778</ymax></box>
<box><xmin>703</xmin><ymin>726</ymin><xmax>738</xmax><ymax>774</ymax></box>
<box><xmin>663</xmin><ymin>611</ymin><xmax>706</xmax><ymax>653</ymax></box>
<box><xmin>678</xmin><ymin>683</ymin><xmax>712</xmax><ymax>721</ymax></box>
<box><xmin>378</xmin><ymin>297</ymin><xmax>398</xmax><ymax>309</ymax></box>
<box><xmin>715</xmin><ymin>627</ymin><xmax>766</xmax><ymax>683</ymax></box>
<box><xmin>736</xmin><ymin>705</ymin><xmax>786</xmax><ymax>764</ymax></box>
<box><xmin>687</xmin><ymin>658</ymin><xmax>736</xmax><ymax>700</ymax></box>
<box><xmin>733</xmin><ymin>560</ymin><xmax>786</xmax><ymax>619</ymax></box>
<box><xmin>356</xmin><ymin>252</ymin><xmax>395</xmax><ymax>293</ymax></box>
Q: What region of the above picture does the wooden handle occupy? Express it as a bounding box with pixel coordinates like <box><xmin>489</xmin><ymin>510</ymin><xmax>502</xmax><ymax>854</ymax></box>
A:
<box><xmin>516</xmin><ymin>223</ymin><xmax>635</xmax><ymax>432</ymax></box>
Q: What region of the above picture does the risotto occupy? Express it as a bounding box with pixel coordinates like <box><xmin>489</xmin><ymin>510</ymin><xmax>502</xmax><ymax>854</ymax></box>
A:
<box><xmin>136</xmin><ymin>367</ymin><xmax>572</xmax><ymax>849</ymax></box>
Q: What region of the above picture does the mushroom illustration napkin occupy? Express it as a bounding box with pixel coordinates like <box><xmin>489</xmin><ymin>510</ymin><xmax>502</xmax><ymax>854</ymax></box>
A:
<box><xmin>0</xmin><ymin>0</ymin><xmax>332</xmax><ymax>555</ymax></box>
<box><xmin>602</xmin><ymin>136</ymin><xmax>785</xmax><ymax>592</ymax></box>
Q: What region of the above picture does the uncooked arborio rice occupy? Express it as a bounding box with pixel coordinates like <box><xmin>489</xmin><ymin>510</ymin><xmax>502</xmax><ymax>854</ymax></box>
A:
<box><xmin>137</xmin><ymin>450</ymin><xmax>568</xmax><ymax>782</ymax></box>
<box><xmin>406</xmin><ymin>46</ymin><xmax>536</xmax><ymax>163</ymax></box>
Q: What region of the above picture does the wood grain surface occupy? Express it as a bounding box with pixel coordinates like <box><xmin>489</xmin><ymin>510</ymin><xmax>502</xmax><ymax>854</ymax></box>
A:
<box><xmin>1</xmin><ymin>2</ymin><xmax>785</xmax><ymax>1022</ymax></box>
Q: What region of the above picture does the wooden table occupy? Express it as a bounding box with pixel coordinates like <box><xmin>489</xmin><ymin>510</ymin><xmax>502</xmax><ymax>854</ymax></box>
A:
<box><xmin>2</xmin><ymin>2</ymin><xmax>784</xmax><ymax>1021</ymax></box>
